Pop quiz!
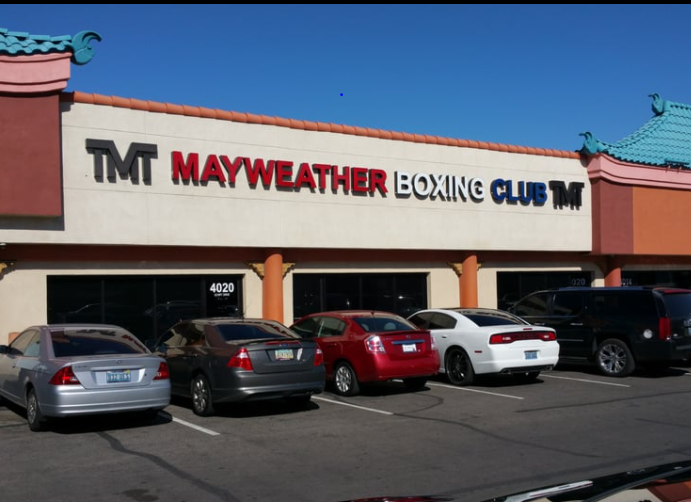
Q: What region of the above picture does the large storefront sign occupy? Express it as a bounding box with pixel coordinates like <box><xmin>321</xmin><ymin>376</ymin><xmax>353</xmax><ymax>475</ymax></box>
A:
<box><xmin>85</xmin><ymin>140</ymin><xmax>584</xmax><ymax>209</ymax></box>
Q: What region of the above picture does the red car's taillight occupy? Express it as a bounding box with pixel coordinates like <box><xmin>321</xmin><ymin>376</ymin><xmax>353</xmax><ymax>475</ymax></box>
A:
<box><xmin>154</xmin><ymin>362</ymin><xmax>170</xmax><ymax>380</ymax></box>
<box><xmin>365</xmin><ymin>335</ymin><xmax>386</xmax><ymax>353</ymax></box>
<box><xmin>48</xmin><ymin>366</ymin><xmax>80</xmax><ymax>385</ymax></box>
<box><xmin>659</xmin><ymin>318</ymin><xmax>671</xmax><ymax>341</ymax></box>
<box><xmin>314</xmin><ymin>347</ymin><xmax>324</xmax><ymax>366</ymax></box>
<box><xmin>228</xmin><ymin>347</ymin><xmax>254</xmax><ymax>370</ymax></box>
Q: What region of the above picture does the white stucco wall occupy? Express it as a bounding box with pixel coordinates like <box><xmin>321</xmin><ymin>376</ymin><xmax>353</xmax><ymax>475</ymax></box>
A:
<box><xmin>0</xmin><ymin>102</ymin><xmax>591</xmax><ymax>252</ymax></box>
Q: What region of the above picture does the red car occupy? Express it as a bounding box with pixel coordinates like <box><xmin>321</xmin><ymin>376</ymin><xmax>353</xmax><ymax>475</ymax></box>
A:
<box><xmin>290</xmin><ymin>311</ymin><xmax>439</xmax><ymax>396</ymax></box>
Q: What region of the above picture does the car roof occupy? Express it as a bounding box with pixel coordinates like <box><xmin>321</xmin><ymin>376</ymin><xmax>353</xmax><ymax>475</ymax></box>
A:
<box><xmin>41</xmin><ymin>323</ymin><xmax>130</xmax><ymax>331</ymax></box>
<box><xmin>184</xmin><ymin>317</ymin><xmax>283</xmax><ymax>326</ymax></box>
<box><xmin>531</xmin><ymin>286</ymin><xmax>691</xmax><ymax>294</ymax></box>
<box><xmin>301</xmin><ymin>310</ymin><xmax>401</xmax><ymax>318</ymax></box>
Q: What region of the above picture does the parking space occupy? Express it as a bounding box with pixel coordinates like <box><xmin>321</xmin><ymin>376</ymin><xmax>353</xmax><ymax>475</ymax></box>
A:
<box><xmin>2</xmin><ymin>363</ymin><xmax>689</xmax><ymax>438</ymax></box>
<box><xmin>2</xmin><ymin>363</ymin><xmax>691</xmax><ymax>502</ymax></box>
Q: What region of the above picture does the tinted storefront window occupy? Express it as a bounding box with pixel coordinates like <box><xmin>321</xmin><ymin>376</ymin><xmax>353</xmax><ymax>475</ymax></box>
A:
<box><xmin>293</xmin><ymin>273</ymin><xmax>427</xmax><ymax>319</ymax></box>
<box><xmin>622</xmin><ymin>270</ymin><xmax>691</xmax><ymax>288</ymax></box>
<box><xmin>497</xmin><ymin>271</ymin><xmax>592</xmax><ymax>311</ymax></box>
<box><xmin>47</xmin><ymin>275</ymin><xmax>243</xmax><ymax>344</ymax></box>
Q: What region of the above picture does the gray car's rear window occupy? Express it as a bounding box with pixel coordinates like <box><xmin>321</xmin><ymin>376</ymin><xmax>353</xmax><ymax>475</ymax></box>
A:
<box><xmin>216</xmin><ymin>323</ymin><xmax>299</xmax><ymax>342</ymax></box>
<box><xmin>51</xmin><ymin>329</ymin><xmax>147</xmax><ymax>356</ymax></box>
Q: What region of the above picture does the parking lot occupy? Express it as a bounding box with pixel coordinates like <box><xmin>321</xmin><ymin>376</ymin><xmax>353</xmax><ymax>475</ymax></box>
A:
<box><xmin>2</xmin><ymin>363</ymin><xmax>691</xmax><ymax>502</ymax></box>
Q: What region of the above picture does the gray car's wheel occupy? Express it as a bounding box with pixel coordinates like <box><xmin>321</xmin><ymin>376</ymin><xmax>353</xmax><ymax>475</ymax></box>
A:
<box><xmin>445</xmin><ymin>347</ymin><xmax>475</xmax><ymax>386</ymax></box>
<box><xmin>26</xmin><ymin>388</ymin><xmax>47</xmax><ymax>432</ymax></box>
<box><xmin>595</xmin><ymin>338</ymin><xmax>635</xmax><ymax>377</ymax></box>
<box><xmin>333</xmin><ymin>362</ymin><xmax>360</xmax><ymax>396</ymax></box>
<box><xmin>191</xmin><ymin>374</ymin><xmax>215</xmax><ymax>416</ymax></box>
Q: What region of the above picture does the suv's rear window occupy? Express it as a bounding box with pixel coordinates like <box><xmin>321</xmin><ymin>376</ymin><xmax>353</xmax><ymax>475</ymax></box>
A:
<box><xmin>593</xmin><ymin>292</ymin><xmax>657</xmax><ymax>317</ymax></box>
<box><xmin>660</xmin><ymin>292</ymin><xmax>691</xmax><ymax>317</ymax></box>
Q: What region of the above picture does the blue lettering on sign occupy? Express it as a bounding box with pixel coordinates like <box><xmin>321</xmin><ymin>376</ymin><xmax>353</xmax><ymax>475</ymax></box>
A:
<box><xmin>491</xmin><ymin>179</ymin><xmax>548</xmax><ymax>206</ymax></box>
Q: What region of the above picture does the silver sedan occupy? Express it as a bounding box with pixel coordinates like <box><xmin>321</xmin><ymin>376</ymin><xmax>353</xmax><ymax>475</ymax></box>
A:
<box><xmin>0</xmin><ymin>324</ymin><xmax>171</xmax><ymax>431</ymax></box>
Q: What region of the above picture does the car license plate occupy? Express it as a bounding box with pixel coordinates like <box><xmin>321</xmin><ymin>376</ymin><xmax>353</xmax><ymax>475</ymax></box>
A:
<box><xmin>525</xmin><ymin>351</ymin><xmax>537</xmax><ymax>360</ymax></box>
<box><xmin>106</xmin><ymin>370</ymin><xmax>131</xmax><ymax>383</ymax></box>
<box><xmin>275</xmin><ymin>349</ymin><xmax>294</xmax><ymax>360</ymax></box>
<box><xmin>402</xmin><ymin>344</ymin><xmax>417</xmax><ymax>353</ymax></box>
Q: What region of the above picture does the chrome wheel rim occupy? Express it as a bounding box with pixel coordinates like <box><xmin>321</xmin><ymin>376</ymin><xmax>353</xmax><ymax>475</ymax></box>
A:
<box><xmin>27</xmin><ymin>393</ymin><xmax>37</xmax><ymax>424</ymax></box>
<box><xmin>335</xmin><ymin>366</ymin><xmax>352</xmax><ymax>394</ymax></box>
<box><xmin>192</xmin><ymin>377</ymin><xmax>209</xmax><ymax>412</ymax></box>
<box><xmin>599</xmin><ymin>344</ymin><xmax>627</xmax><ymax>374</ymax></box>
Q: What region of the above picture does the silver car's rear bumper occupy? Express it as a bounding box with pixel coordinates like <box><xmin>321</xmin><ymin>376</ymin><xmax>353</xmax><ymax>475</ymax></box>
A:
<box><xmin>37</xmin><ymin>382</ymin><xmax>171</xmax><ymax>417</ymax></box>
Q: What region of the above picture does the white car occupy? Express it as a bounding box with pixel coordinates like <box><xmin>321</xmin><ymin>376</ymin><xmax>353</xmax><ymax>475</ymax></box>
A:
<box><xmin>407</xmin><ymin>308</ymin><xmax>560</xmax><ymax>385</ymax></box>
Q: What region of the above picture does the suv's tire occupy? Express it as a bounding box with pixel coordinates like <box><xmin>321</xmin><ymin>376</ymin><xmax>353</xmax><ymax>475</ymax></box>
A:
<box><xmin>595</xmin><ymin>338</ymin><xmax>635</xmax><ymax>377</ymax></box>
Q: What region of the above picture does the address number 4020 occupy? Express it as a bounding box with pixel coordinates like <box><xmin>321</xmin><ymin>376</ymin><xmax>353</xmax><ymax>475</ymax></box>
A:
<box><xmin>209</xmin><ymin>282</ymin><xmax>235</xmax><ymax>294</ymax></box>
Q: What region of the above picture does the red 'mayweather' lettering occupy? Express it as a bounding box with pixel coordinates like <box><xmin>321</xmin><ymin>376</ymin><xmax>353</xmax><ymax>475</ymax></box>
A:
<box><xmin>312</xmin><ymin>164</ymin><xmax>331</xmax><ymax>190</ymax></box>
<box><xmin>172</xmin><ymin>151</ymin><xmax>199</xmax><ymax>181</ymax></box>
<box><xmin>295</xmin><ymin>163</ymin><xmax>316</xmax><ymax>189</ymax></box>
<box><xmin>351</xmin><ymin>167</ymin><xmax>368</xmax><ymax>193</ymax></box>
<box><xmin>201</xmin><ymin>155</ymin><xmax>226</xmax><ymax>183</ymax></box>
<box><xmin>170</xmin><ymin>152</ymin><xmax>388</xmax><ymax>195</ymax></box>
<box><xmin>332</xmin><ymin>166</ymin><xmax>350</xmax><ymax>191</ymax></box>
<box><xmin>245</xmin><ymin>158</ymin><xmax>274</xmax><ymax>186</ymax></box>
<box><xmin>220</xmin><ymin>156</ymin><xmax>246</xmax><ymax>184</ymax></box>
<box><xmin>275</xmin><ymin>160</ymin><xmax>294</xmax><ymax>188</ymax></box>
<box><xmin>370</xmin><ymin>169</ymin><xmax>387</xmax><ymax>194</ymax></box>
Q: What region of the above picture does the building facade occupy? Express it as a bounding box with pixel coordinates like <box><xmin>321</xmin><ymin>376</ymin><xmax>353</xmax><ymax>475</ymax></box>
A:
<box><xmin>1</xmin><ymin>28</ymin><xmax>689</xmax><ymax>345</ymax></box>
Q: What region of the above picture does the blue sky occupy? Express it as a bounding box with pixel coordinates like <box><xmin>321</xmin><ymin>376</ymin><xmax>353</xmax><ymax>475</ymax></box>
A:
<box><xmin>4</xmin><ymin>4</ymin><xmax>691</xmax><ymax>152</ymax></box>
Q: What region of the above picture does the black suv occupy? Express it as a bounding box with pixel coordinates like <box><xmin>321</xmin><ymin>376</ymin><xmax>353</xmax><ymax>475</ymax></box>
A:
<box><xmin>508</xmin><ymin>287</ymin><xmax>691</xmax><ymax>377</ymax></box>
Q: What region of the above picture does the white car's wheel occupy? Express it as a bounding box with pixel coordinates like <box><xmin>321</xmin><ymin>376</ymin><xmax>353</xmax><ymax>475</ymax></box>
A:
<box><xmin>445</xmin><ymin>347</ymin><xmax>475</xmax><ymax>386</ymax></box>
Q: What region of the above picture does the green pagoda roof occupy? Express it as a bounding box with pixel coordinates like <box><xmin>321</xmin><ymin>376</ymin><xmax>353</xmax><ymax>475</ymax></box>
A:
<box><xmin>580</xmin><ymin>94</ymin><xmax>691</xmax><ymax>169</ymax></box>
<box><xmin>0</xmin><ymin>27</ymin><xmax>101</xmax><ymax>65</ymax></box>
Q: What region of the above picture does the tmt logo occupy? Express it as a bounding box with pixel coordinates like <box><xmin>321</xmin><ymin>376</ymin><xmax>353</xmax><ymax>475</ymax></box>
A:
<box><xmin>86</xmin><ymin>140</ymin><xmax>158</xmax><ymax>184</ymax></box>
<box><xmin>549</xmin><ymin>181</ymin><xmax>585</xmax><ymax>209</ymax></box>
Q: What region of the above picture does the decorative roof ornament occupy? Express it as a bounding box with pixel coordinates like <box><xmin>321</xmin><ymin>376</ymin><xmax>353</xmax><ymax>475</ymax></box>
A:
<box><xmin>650</xmin><ymin>92</ymin><xmax>666</xmax><ymax>115</ymax></box>
<box><xmin>0</xmin><ymin>28</ymin><xmax>101</xmax><ymax>65</ymax></box>
<box><xmin>579</xmin><ymin>94</ymin><xmax>691</xmax><ymax>168</ymax></box>
<box><xmin>70</xmin><ymin>30</ymin><xmax>102</xmax><ymax>65</ymax></box>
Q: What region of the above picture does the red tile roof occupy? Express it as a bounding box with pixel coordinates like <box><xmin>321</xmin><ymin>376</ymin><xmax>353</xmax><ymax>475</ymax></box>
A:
<box><xmin>61</xmin><ymin>91</ymin><xmax>581</xmax><ymax>159</ymax></box>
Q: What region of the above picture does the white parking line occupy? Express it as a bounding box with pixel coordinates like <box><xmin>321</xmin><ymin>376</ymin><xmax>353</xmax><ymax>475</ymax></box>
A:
<box><xmin>428</xmin><ymin>382</ymin><xmax>524</xmax><ymax>400</ymax></box>
<box><xmin>171</xmin><ymin>416</ymin><xmax>221</xmax><ymax>436</ymax></box>
<box><xmin>542</xmin><ymin>374</ymin><xmax>630</xmax><ymax>387</ymax></box>
<box><xmin>312</xmin><ymin>396</ymin><xmax>394</xmax><ymax>415</ymax></box>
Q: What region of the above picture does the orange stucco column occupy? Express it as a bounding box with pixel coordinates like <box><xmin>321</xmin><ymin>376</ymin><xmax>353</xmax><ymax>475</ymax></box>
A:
<box><xmin>262</xmin><ymin>250</ymin><xmax>284</xmax><ymax>323</ymax></box>
<box><xmin>604</xmin><ymin>256</ymin><xmax>622</xmax><ymax>287</ymax></box>
<box><xmin>460</xmin><ymin>254</ymin><xmax>479</xmax><ymax>307</ymax></box>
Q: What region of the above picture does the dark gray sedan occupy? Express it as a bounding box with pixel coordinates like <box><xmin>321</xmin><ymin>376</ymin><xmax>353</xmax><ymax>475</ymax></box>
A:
<box><xmin>0</xmin><ymin>324</ymin><xmax>171</xmax><ymax>431</ymax></box>
<box><xmin>149</xmin><ymin>318</ymin><xmax>325</xmax><ymax>416</ymax></box>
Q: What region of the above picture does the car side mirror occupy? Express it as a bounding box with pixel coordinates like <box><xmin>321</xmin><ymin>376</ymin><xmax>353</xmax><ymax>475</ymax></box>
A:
<box><xmin>0</xmin><ymin>345</ymin><xmax>7</xmax><ymax>354</ymax></box>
